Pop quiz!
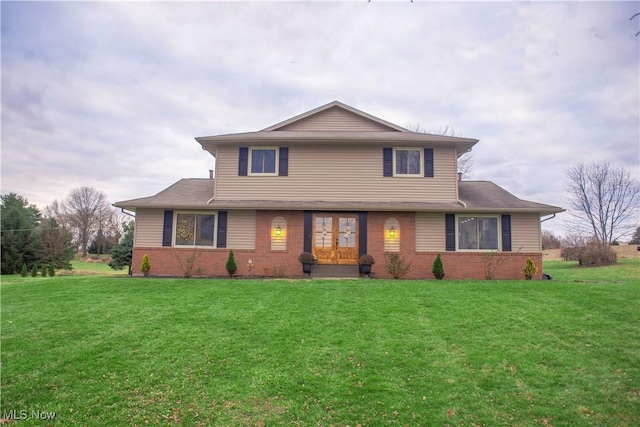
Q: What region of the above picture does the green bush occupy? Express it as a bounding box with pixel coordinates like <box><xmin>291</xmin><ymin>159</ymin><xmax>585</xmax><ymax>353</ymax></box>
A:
<box><xmin>41</xmin><ymin>265</ymin><xmax>47</xmax><ymax>277</ymax></box>
<box><xmin>20</xmin><ymin>264</ymin><xmax>28</xmax><ymax>277</ymax></box>
<box><xmin>523</xmin><ymin>258</ymin><xmax>538</xmax><ymax>280</ymax></box>
<box><xmin>432</xmin><ymin>254</ymin><xmax>445</xmax><ymax>279</ymax></box>
<box><xmin>140</xmin><ymin>254</ymin><xmax>151</xmax><ymax>277</ymax></box>
<box><xmin>31</xmin><ymin>264</ymin><xmax>38</xmax><ymax>277</ymax></box>
<box><xmin>226</xmin><ymin>250</ymin><xmax>237</xmax><ymax>278</ymax></box>
<box><xmin>48</xmin><ymin>264</ymin><xmax>55</xmax><ymax>277</ymax></box>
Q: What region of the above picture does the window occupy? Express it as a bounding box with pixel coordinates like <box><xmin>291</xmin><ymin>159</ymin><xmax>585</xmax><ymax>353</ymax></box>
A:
<box><xmin>458</xmin><ymin>216</ymin><xmax>499</xmax><ymax>250</ymax></box>
<box><xmin>175</xmin><ymin>213</ymin><xmax>215</xmax><ymax>246</ymax></box>
<box><xmin>250</xmin><ymin>148</ymin><xmax>277</xmax><ymax>175</ymax></box>
<box><xmin>394</xmin><ymin>148</ymin><xmax>422</xmax><ymax>176</ymax></box>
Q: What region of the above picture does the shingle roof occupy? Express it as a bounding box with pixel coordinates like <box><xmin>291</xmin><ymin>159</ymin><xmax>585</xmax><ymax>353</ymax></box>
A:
<box><xmin>459</xmin><ymin>181</ymin><xmax>562</xmax><ymax>212</ymax></box>
<box><xmin>115</xmin><ymin>178</ymin><xmax>563</xmax><ymax>214</ymax></box>
<box><xmin>114</xmin><ymin>179</ymin><xmax>214</xmax><ymax>210</ymax></box>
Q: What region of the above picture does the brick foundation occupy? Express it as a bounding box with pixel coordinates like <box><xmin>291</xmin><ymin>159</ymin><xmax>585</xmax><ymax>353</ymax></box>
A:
<box><xmin>132</xmin><ymin>210</ymin><xmax>543</xmax><ymax>280</ymax></box>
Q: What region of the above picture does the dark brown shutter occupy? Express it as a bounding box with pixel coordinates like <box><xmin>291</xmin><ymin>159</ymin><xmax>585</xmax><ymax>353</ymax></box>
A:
<box><xmin>162</xmin><ymin>210</ymin><xmax>173</xmax><ymax>247</ymax></box>
<box><xmin>217</xmin><ymin>211</ymin><xmax>227</xmax><ymax>248</ymax></box>
<box><xmin>424</xmin><ymin>148</ymin><xmax>434</xmax><ymax>178</ymax></box>
<box><xmin>501</xmin><ymin>214</ymin><xmax>511</xmax><ymax>252</ymax></box>
<box><xmin>278</xmin><ymin>147</ymin><xmax>288</xmax><ymax>176</ymax></box>
<box><xmin>445</xmin><ymin>213</ymin><xmax>455</xmax><ymax>251</ymax></box>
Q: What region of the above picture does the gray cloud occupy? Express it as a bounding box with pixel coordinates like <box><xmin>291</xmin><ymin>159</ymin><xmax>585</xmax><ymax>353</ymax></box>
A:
<box><xmin>2</xmin><ymin>1</ymin><xmax>638</xmax><ymax>237</ymax></box>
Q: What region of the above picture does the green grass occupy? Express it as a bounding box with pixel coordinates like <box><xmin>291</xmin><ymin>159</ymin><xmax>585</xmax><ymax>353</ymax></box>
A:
<box><xmin>1</xmin><ymin>260</ymin><xmax>639</xmax><ymax>426</ymax></box>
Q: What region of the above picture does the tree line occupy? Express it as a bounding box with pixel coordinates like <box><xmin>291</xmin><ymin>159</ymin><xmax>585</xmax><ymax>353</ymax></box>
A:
<box><xmin>1</xmin><ymin>187</ymin><xmax>133</xmax><ymax>275</ymax></box>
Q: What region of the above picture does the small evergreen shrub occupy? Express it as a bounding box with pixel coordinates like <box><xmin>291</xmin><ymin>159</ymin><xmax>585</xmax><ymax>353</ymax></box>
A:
<box><xmin>41</xmin><ymin>265</ymin><xmax>47</xmax><ymax>277</ymax></box>
<box><xmin>384</xmin><ymin>252</ymin><xmax>411</xmax><ymax>279</ymax></box>
<box><xmin>48</xmin><ymin>264</ymin><xmax>55</xmax><ymax>277</ymax></box>
<box><xmin>140</xmin><ymin>254</ymin><xmax>151</xmax><ymax>277</ymax></box>
<box><xmin>226</xmin><ymin>249</ymin><xmax>237</xmax><ymax>278</ymax></box>
<box><xmin>432</xmin><ymin>254</ymin><xmax>445</xmax><ymax>279</ymax></box>
<box><xmin>31</xmin><ymin>264</ymin><xmax>38</xmax><ymax>277</ymax></box>
<box><xmin>523</xmin><ymin>258</ymin><xmax>538</xmax><ymax>280</ymax></box>
<box><xmin>20</xmin><ymin>264</ymin><xmax>28</xmax><ymax>277</ymax></box>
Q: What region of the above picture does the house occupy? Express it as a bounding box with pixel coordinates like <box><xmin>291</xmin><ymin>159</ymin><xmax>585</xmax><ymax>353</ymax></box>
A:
<box><xmin>115</xmin><ymin>101</ymin><xmax>563</xmax><ymax>279</ymax></box>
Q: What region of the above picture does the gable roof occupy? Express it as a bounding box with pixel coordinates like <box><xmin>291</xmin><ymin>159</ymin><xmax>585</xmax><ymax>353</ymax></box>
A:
<box><xmin>115</xmin><ymin>178</ymin><xmax>563</xmax><ymax>214</ymax></box>
<box><xmin>196</xmin><ymin>101</ymin><xmax>479</xmax><ymax>155</ymax></box>
<box><xmin>262</xmin><ymin>101</ymin><xmax>409</xmax><ymax>132</ymax></box>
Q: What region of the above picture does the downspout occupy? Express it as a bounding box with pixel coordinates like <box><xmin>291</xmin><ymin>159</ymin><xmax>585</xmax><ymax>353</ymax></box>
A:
<box><xmin>456</xmin><ymin>172</ymin><xmax>467</xmax><ymax>207</ymax></box>
<box><xmin>207</xmin><ymin>169</ymin><xmax>215</xmax><ymax>205</ymax></box>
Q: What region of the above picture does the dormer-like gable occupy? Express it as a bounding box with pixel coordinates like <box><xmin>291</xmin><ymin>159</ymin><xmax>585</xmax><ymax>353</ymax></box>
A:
<box><xmin>263</xmin><ymin>101</ymin><xmax>408</xmax><ymax>132</ymax></box>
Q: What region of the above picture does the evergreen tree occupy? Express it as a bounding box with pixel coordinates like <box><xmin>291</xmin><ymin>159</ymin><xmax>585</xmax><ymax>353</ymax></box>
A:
<box><xmin>432</xmin><ymin>254</ymin><xmax>445</xmax><ymax>280</ymax></box>
<box><xmin>20</xmin><ymin>264</ymin><xmax>28</xmax><ymax>277</ymax></box>
<box><xmin>48</xmin><ymin>264</ymin><xmax>55</xmax><ymax>277</ymax></box>
<box><xmin>1</xmin><ymin>193</ymin><xmax>41</xmax><ymax>274</ymax></box>
<box><xmin>34</xmin><ymin>218</ymin><xmax>75</xmax><ymax>270</ymax></box>
<box><xmin>629</xmin><ymin>226</ymin><xmax>640</xmax><ymax>245</ymax></box>
<box><xmin>31</xmin><ymin>264</ymin><xmax>38</xmax><ymax>277</ymax></box>
<box><xmin>225</xmin><ymin>249</ymin><xmax>237</xmax><ymax>278</ymax></box>
<box><xmin>109</xmin><ymin>221</ymin><xmax>134</xmax><ymax>273</ymax></box>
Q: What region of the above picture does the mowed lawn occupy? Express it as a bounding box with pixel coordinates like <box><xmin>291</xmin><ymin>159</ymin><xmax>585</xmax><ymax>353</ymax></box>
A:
<box><xmin>1</xmin><ymin>260</ymin><xmax>639</xmax><ymax>426</ymax></box>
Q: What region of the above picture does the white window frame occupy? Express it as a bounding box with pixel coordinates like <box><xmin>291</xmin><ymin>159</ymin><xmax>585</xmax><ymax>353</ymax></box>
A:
<box><xmin>173</xmin><ymin>211</ymin><xmax>217</xmax><ymax>247</ymax></box>
<box><xmin>456</xmin><ymin>214</ymin><xmax>501</xmax><ymax>251</ymax></box>
<box><xmin>248</xmin><ymin>147</ymin><xmax>279</xmax><ymax>176</ymax></box>
<box><xmin>393</xmin><ymin>147</ymin><xmax>423</xmax><ymax>177</ymax></box>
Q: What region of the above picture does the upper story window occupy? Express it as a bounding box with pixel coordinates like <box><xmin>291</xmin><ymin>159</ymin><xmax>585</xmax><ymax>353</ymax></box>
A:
<box><xmin>394</xmin><ymin>148</ymin><xmax>422</xmax><ymax>176</ymax></box>
<box><xmin>457</xmin><ymin>216</ymin><xmax>499</xmax><ymax>250</ymax></box>
<box><xmin>250</xmin><ymin>148</ymin><xmax>277</xmax><ymax>175</ymax></box>
<box><xmin>384</xmin><ymin>147</ymin><xmax>433</xmax><ymax>178</ymax></box>
<box><xmin>175</xmin><ymin>212</ymin><xmax>215</xmax><ymax>247</ymax></box>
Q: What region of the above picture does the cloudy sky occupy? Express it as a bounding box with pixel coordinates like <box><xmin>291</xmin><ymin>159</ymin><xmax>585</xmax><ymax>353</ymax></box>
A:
<box><xmin>2</xmin><ymin>1</ymin><xmax>639</xmax><ymax>235</ymax></box>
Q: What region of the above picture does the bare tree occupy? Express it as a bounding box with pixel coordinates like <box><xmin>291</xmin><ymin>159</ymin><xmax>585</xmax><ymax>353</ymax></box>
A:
<box><xmin>405</xmin><ymin>123</ymin><xmax>474</xmax><ymax>179</ymax></box>
<box><xmin>48</xmin><ymin>187</ymin><xmax>114</xmax><ymax>257</ymax></box>
<box><xmin>565</xmin><ymin>162</ymin><xmax>640</xmax><ymax>244</ymax></box>
<box><xmin>541</xmin><ymin>230</ymin><xmax>562</xmax><ymax>249</ymax></box>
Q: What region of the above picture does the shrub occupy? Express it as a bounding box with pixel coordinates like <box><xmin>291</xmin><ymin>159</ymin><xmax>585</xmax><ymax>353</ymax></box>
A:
<box><xmin>358</xmin><ymin>254</ymin><xmax>375</xmax><ymax>265</ymax></box>
<box><xmin>41</xmin><ymin>265</ymin><xmax>47</xmax><ymax>277</ymax></box>
<box><xmin>20</xmin><ymin>264</ymin><xmax>28</xmax><ymax>277</ymax></box>
<box><xmin>226</xmin><ymin>250</ymin><xmax>237</xmax><ymax>278</ymax></box>
<box><xmin>31</xmin><ymin>264</ymin><xmax>38</xmax><ymax>277</ymax></box>
<box><xmin>48</xmin><ymin>264</ymin><xmax>55</xmax><ymax>277</ymax></box>
<box><xmin>432</xmin><ymin>254</ymin><xmax>444</xmax><ymax>279</ymax></box>
<box><xmin>140</xmin><ymin>254</ymin><xmax>151</xmax><ymax>277</ymax></box>
<box><xmin>298</xmin><ymin>252</ymin><xmax>315</xmax><ymax>264</ymax></box>
<box><xmin>384</xmin><ymin>252</ymin><xmax>411</xmax><ymax>279</ymax></box>
<box><xmin>523</xmin><ymin>258</ymin><xmax>538</xmax><ymax>280</ymax></box>
<box><xmin>577</xmin><ymin>241</ymin><xmax>617</xmax><ymax>266</ymax></box>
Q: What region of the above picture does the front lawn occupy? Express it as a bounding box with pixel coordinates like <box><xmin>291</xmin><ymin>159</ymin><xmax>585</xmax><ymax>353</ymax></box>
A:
<box><xmin>1</xmin><ymin>260</ymin><xmax>638</xmax><ymax>426</ymax></box>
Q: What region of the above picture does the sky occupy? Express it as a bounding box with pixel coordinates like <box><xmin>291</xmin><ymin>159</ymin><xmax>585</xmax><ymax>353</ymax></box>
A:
<box><xmin>2</xmin><ymin>1</ymin><xmax>639</xmax><ymax>237</ymax></box>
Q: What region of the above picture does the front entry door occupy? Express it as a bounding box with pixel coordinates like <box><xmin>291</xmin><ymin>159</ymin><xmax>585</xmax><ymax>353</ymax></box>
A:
<box><xmin>313</xmin><ymin>214</ymin><xmax>359</xmax><ymax>265</ymax></box>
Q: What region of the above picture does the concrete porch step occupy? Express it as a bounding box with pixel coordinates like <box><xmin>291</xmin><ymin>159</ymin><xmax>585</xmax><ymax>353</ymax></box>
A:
<box><xmin>311</xmin><ymin>264</ymin><xmax>360</xmax><ymax>279</ymax></box>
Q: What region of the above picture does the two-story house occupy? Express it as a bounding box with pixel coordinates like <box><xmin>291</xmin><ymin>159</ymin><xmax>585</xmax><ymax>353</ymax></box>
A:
<box><xmin>115</xmin><ymin>101</ymin><xmax>563</xmax><ymax>279</ymax></box>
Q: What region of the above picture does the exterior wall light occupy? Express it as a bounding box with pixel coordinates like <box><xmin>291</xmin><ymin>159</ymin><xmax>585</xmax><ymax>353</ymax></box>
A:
<box><xmin>276</xmin><ymin>225</ymin><xmax>282</xmax><ymax>236</ymax></box>
<box><xmin>389</xmin><ymin>226</ymin><xmax>396</xmax><ymax>238</ymax></box>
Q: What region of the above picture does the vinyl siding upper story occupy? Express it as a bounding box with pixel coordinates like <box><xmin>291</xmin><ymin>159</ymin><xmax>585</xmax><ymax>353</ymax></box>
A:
<box><xmin>212</xmin><ymin>144</ymin><xmax>460</xmax><ymax>203</ymax></box>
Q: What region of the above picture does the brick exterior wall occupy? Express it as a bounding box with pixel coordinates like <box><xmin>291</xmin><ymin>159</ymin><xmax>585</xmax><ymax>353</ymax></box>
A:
<box><xmin>131</xmin><ymin>210</ymin><xmax>543</xmax><ymax>280</ymax></box>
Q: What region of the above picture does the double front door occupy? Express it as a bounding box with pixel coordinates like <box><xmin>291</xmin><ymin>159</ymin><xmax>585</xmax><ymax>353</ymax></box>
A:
<box><xmin>313</xmin><ymin>214</ymin><xmax>359</xmax><ymax>265</ymax></box>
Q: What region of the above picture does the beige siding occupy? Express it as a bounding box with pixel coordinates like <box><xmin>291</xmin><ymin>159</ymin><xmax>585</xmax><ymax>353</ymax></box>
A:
<box><xmin>511</xmin><ymin>213</ymin><xmax>541</xmax><ymax>252</ymax></box>
<box><xmin>416</xmin><ymin>212</ymin><xmax>445</xmax><ymax>251</ymax></box>
<box><xmin>278</xmin><ymin>107</ymin><xmax>393</xmax><ymax>132</ymax></box>
<box><xmin>134</xmin><ymin>209</ymin><xmax>164</xmax><ymax>247</ymax></box>
<box><xmin>215</xmin><ymin>145</ymin><xmax>458</xmax><ymax>202</ymax></box>
<box><xmin>227</xmin><ymin>210</ymin><xmax>256</xmax><ymax>249</ymax></box>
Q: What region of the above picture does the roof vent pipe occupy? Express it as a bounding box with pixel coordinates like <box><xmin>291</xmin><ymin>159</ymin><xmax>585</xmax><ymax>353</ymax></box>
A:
<box><xmin>458</xmin><ymin>172</ymin><xmax>462</xmax><ymax>182</ymax></box>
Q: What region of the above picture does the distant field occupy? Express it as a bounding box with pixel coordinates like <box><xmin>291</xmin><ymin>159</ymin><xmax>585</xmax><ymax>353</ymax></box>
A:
<box><xmin>2</xmin><ymin>259</ymin><xmax>638</xmax><ymax>426</ymax></box>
